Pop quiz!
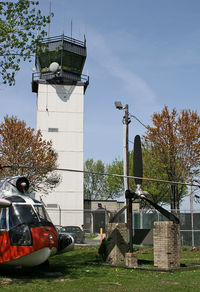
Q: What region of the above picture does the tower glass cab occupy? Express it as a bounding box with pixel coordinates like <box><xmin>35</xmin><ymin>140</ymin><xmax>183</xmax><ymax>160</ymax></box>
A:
<box><xmin>32</xmin><ymin>35</ymin><xmax>89</xmax><ymax>92</ymax></box>
<box><xmin>32</xmin><ymin>35</ymin><xmax>89</xmax><ymax>227</ymax></box>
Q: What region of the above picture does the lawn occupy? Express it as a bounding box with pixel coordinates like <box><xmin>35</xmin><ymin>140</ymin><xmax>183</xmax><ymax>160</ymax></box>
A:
<box><xmin>1</xmin><ymin>246</ymin><xmax>200</xmax><ymax>291</ymax></box>
<box><xmin>85</xmin><ymin>233</ymin><xmax>98</xmax><ymax>239</ymax></box>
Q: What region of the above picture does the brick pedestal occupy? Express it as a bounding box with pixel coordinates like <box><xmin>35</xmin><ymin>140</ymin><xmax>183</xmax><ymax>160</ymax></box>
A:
<box><xmin>154</xmin><ymin>221</ymin><xmax>180</xmax><ymax>270</ymax></box>
<box><xmin>105</xmin><ymin>223</ymin><xmax>129</xmax><ymax>265</ymax></box>
<box><xmin>125</xmin><ymin>253</ymin><xmax>138</xmax><ymax>268</ymax></box>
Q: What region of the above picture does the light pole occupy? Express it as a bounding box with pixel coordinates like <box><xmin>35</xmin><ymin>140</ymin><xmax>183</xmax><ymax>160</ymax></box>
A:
<box><xmin>114</xmin><ymin>101</ymin><xmax>131</xmax><ymax>228</ymax></box>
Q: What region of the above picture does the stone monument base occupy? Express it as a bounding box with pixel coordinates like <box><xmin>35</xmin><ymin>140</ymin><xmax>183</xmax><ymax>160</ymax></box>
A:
<box><xmin>125</xmin><ymin>253</ymin><xmax>138</xmax><ymax>268</ymax></box>
<box><xmin>105</xmin><ymin>223</ymin><xmax>129</xmax><ymax>265</ymax></box>
<box><xmin>154</xmin><ymin>221</ymin><xmax>180</xmax><ymax>270</ymax></box>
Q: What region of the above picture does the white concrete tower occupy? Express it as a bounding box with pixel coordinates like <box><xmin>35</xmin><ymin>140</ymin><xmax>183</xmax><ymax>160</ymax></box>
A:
<box><xmin>32</xmin><ymin>35</ymin><xmax>89</xmax><ymax>226</ymax></box>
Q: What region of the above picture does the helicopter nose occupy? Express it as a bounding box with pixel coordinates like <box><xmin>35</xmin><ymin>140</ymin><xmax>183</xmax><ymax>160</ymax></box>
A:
<box><xmin>57</xmin><ymin>233</ymin><xmax>74</xmax><ymax>253</ymax></box>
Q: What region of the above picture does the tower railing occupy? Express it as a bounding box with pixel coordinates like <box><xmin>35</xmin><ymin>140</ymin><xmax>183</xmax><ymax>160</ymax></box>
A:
<box><xmin>32</xmin><ymin>70</ymin><xmax>89</xmax><ymax>92</ymax></box>
<box><xmin>42</xmin><ymin>34</ymin><xmax>86</xmax><ymax>47</ymax></box>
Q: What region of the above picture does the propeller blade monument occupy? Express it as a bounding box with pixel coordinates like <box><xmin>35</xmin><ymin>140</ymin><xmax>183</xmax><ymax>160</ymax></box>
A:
<box><xmin>132</xmin><ymin>134</ymin><xmax>179</xmax><ymax>224</ymax></box>
<box><xmin>123</xmin><ymin>134</ymin><xmax>179</xmax><ymax>251</ymax></box>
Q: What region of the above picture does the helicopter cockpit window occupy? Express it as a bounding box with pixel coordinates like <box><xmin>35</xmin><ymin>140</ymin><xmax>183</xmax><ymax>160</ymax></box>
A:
<box><xmin>9</xmin><ymin>205</ymin><xmax>39</xmax><ymax>228</ymax></box>
<box><xmin>34</xmin><ymin>205</ymin><xmax>52</xmax><ymax>223</ymax></box>
<box><xmin>0</xmin><ymin>208</ymin><xmax>7</xmax><ymax>230</ymax></box>
<box><xmin>9</xmin><ymin>206</ymin><xmax>20</xmax><ymax>228</ymax></box>
<box><xmin>7</xmin><ymin>196</ymin><xmax>25</xmax><ymax>203</ymax></box>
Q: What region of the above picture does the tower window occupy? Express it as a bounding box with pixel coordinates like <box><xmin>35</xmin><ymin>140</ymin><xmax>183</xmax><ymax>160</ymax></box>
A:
<box><xmin>46</xmin><ymin>204</ymin><xmax>58</xmax><ymax>208</ymax></box>
<box><xmin>48</xmin><ymin>128</ymin><xmax>59</xmax><ymax>132</ymax></box>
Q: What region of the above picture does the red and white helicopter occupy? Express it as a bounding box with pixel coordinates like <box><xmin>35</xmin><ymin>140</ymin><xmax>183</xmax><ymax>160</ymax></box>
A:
<box><xmin>0</xmin><ymin>176</ymin><xmax>74</xmax><ymax>267</ymax></box>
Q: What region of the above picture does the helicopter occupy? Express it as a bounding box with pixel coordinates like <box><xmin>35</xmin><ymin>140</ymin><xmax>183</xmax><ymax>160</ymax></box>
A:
<box><xmin>0</xmin><ymin>176</ymin><xmax>74</xmax><ymax>267</ymax></box>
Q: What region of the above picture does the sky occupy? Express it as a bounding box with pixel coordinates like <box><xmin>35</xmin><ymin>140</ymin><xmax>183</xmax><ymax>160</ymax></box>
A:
<box><xmin>1</xmin><ymin>0</ymin><xmax>200</xmax><ymax>208</ymax></box>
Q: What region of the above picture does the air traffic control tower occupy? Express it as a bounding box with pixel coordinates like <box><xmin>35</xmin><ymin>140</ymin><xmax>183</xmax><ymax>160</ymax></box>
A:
<box><xmin>32</xmin><ymin>35</ymin><xmax>89</xmax><ymax>226</ymax></box>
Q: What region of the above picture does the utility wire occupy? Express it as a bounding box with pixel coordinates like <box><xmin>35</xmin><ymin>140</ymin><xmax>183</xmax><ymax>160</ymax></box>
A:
<box><xmin>1</xmin><ymin>53</ymin><xmax>35</xmax><ymax>57</ymax></box>
<box><xmin>130</xmin><ymin>114</ymin><xmax>148</xmax><ymax>130</ymax></box>
<box><xmin>0</xmin><ymin>164</ymin><xmax>200</xmax><ymax>188</ymax></box>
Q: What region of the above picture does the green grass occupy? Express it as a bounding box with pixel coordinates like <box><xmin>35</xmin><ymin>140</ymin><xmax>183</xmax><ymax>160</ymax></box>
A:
<box><xmin>1</xmin><ymin>246</ymin><xmax>200</xmax><ymax>291</ymax></box>
<box><xmin>84</xmin><ymin>233</ymin><xmax>98</xmax><ymax>239</ymax></box>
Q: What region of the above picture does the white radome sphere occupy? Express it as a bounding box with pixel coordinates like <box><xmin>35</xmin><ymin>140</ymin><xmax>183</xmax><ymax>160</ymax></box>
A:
<box><xmin>49</xmin><ymin>62</ymin><xmax>59</xmax><ymax>73</ymax></box>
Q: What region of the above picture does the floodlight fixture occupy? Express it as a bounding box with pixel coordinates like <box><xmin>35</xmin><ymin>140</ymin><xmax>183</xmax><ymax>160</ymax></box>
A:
<box><xmin>114</xmin><ymin>101</ymin><xmax>123</xmax><ymax>110</ymax></box>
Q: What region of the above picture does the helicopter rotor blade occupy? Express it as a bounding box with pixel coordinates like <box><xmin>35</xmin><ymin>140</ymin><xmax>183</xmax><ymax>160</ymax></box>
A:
<box><xmin>133</xmin><ymin>135</ymin><xmax>143</xmax><ymax>185</ymax></box>
<box><xmin>142</xmin><ymin>196</ymin><xmax>180</xmax><ymax>224</ymax></box>
<box><xmin>125</xmin><ymin>189</ymin><xmax>180</xmax><ymax>224</ymax></box>
<box><xmin>109</xmin><ymin>205</ymin><xmax>127</xmax><ymax>223</ymax></box>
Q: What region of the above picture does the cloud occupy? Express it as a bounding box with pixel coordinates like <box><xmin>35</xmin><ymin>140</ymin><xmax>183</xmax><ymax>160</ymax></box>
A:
<box><xmin>87</xmin><ymin>29</ymin><xmax>157</xmax><ymax>105</ymax></box>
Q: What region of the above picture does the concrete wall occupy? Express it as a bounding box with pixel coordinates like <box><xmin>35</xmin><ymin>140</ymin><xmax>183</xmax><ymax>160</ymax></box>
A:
<box><xmin>84</xmin><ymin>199</ymin><xmax>140</xmax><ymax>213</ymax></box>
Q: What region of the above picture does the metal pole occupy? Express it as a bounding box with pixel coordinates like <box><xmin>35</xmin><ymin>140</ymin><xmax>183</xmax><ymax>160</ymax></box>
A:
<box><xmin>125</xmin><ymin>104</ymin><xmax>130</xmax><ymax>229</ymax></box>
<box><xmin>129</xmin><ymin>197</ymin><xmax>133</xmax><ymax>252</ymax></box>
<box><xmin>171</xmin><ymin>184</ymin><xmax>176</xmax><ymax>212</ymax></box>
<box><xmin>123</xmin><ymin>124</ymin><xmax>127</xmax><ymax>190</ymax></box>
<box><xmin>123</xmin><ymin>121</ymin><xmax>127</xmax><ymax>224</ymax></box>
<box><xmin>190</xmin><ymin>179</ymin><xmax>194</xmax><ymax>247</ymax></box>
<box><xmin>191</xmin><ymin>211</ymin><xmax>194</xmax><ymax>247</ymax></box>
<box><xmin>125</xmin><ymin>190</ymin><xmax>133</xmax><ymax>252</ymax></box>
<box><xmin>190</xmin><ymin>178</ymin><xmax>193</xmax><ymax>212</ymax></box>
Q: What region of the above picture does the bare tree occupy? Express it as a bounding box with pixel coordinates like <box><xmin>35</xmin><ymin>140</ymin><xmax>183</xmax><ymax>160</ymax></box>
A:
<box><xmin>144</xmin><ymin>106</ymin><xmax>200</xmax><ymax>210</ymax></box>
<box><xmin>0</xmin><ymin>116</ymin><xmax>60</xmax><ymax>193</ymax></box>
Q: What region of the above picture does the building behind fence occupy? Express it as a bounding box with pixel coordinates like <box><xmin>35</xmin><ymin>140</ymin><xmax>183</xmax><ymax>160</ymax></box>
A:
<box><xmin>45</xmin><ymin>202</ymin><xmax>200</xmax><ymax>246</ymax></box>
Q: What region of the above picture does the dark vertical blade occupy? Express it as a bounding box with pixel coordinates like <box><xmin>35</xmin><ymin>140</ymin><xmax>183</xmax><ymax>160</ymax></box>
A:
<box><xmin>133</xmin><ymin>135</ymin><xmax>143</xmax><ymax>185</ymax></box>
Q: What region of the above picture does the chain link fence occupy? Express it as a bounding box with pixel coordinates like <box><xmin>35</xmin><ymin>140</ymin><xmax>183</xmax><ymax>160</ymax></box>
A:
<box><xmin>46</xmin><ymin>206</ymin><xmax>200</xmax><ymax>246</ymax></box>
<box><xmin>133</xmin><ymin>210</ymin><xmax>200</xmax><ymax>246</ymax></box>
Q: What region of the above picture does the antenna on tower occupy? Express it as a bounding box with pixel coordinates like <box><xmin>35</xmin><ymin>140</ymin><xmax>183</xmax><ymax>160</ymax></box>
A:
<box><xmin>84</xmin><ymin>23</ymin><xmax>87</xmax><ymax>44</ymax></box>
<box><xmin>78</xmin><ymin>26</ymin><xmax>80</xmax><ymax>40</ymax></box>
<box><xmin>48</xmin><ymin>0</ymin><xmax>52</xmax><ymax>38</ymax></box>
<box><xmin>62</xmin><ymin>16</ymin><xmax>65</xmax><ymax>35</ymax></box>
<box><xmin>71</xmin><ymin>19</ymin><xmax>73</xmax><ymax>39</ymax></box>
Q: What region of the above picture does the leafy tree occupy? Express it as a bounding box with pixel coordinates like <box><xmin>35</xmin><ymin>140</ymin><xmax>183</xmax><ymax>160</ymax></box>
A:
<box><xmin>144</xmin><ymin>106</ymin><xmax>200</xmax><ymax>210</ymax></box>
<box><xmin>84</xmin><ymin>159</ymin><xmax>107</xmax><ymax>200</ymax></box>
<box><xmin>141</xmin><ymin>141</ymin><xmax>187</xmax><ymax>207</ymax></box>
<box><xmin>141</xmin><ymin>142</ymin><xmax>171</xmax><ymax>205</ymax></box>
<box><xmin>84</xmin><ymin>158</ymin><xmax>125</xmax><ymax>200</ymax></box>
<box><xmin>0</xmin><ymin>116</ymin><xmax>59</xmax><ymax>193</ymax></box>
<box><xmin>105</xmin><ymin>158</ymin><xmax>124</xmax><ymax>199</ymax></box>
<box><xmin>84</xmin><ymin>147</ymin><xmax>179</xmax><ymax>204</ymax></box>
<box><xmin>0</xmin><ymin>0</ymin><xmax>52</xmax><ymax>85</ymax></box>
